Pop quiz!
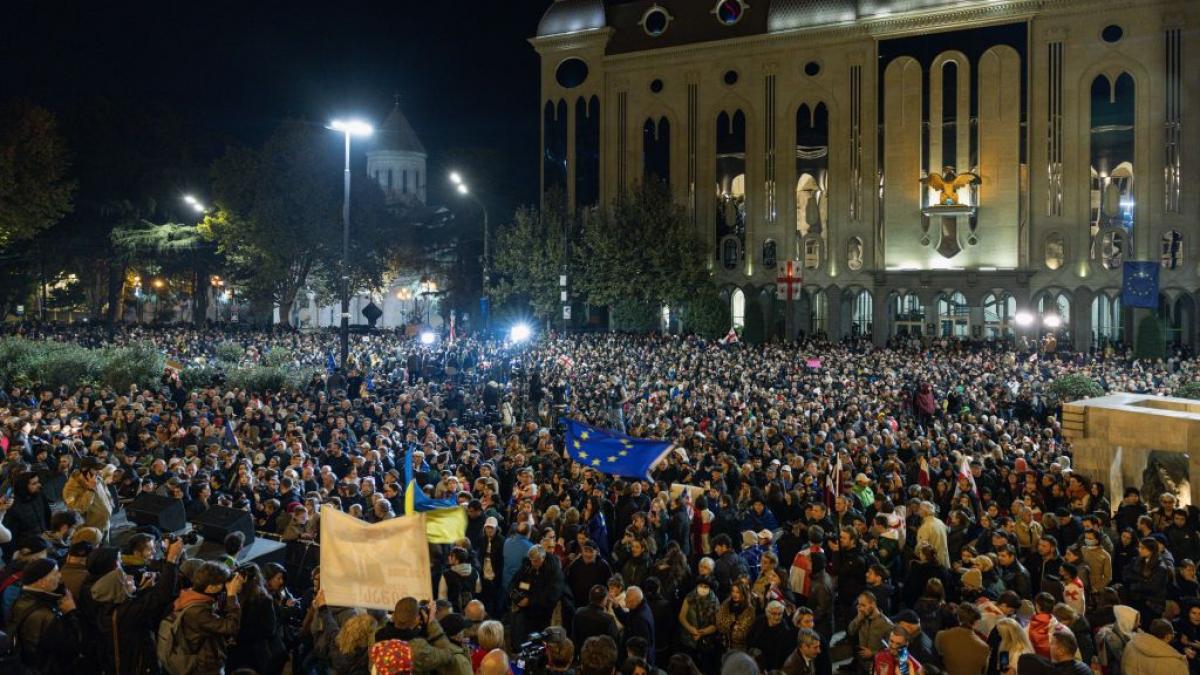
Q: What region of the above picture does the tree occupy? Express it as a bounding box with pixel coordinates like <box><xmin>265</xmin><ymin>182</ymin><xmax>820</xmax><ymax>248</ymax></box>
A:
<box><xmin>1047</xmin><ymin>373</ymin><xmax>1104</xmax><ymax>403</ymax></box>
<box><xmin>206</xmin><ymin>121</ymin><xmax>397</xmax><ymax>326</ymax></box>
<box><xmin>111</xmin><ymin>221</ymin><xmax>219</xmax><ymax>322</ymax></box>
<box><xmin>490</xmin><ymin>201</ymin><xmax>571</xmax><ymax>322</ymax></box>
<box><xmin>1135</xmin><ymin>314</ymin><xmax>1166</xmax><ymax>361</ymax></box>
<box><xmin>577</xmin><ymin>180</ymin><xmax>709</xmax><ymax>323</ymax></box>
<box><xmin>684</xmin><ymin>284</ymin><xmax>730</xmax><ymax>339</ymax></box>
<box><xmin>0</xmin><ymin>100</ymin><xmax>75</xmax><ymax>247</ymax></box>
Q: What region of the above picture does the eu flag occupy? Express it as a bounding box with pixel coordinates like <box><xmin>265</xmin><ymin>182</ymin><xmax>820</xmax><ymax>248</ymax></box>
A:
<box><xmin>562</xmin><ymin>419</ymin><xmax>674</xmax><ymax>480</ymax></box>
<box><xmin>223</xmin><ymin>420</ymin><xmax>240</xmax><ymax>450</ymax></box>
<box><xmin>1122</xmin><ymin>261</ymin><xmax>1160</xmax><ymax>309</ymax></box>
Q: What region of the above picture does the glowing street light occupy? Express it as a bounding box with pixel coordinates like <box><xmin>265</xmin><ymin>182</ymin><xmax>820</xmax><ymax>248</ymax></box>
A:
<box><xmin>510</xmin><ymin>322</ymin><xmax>532</xmax><ymax>343</ymax></box>
<box><xmin>449</xmin><ymin>172</ymin><xmax>463</xmax><ymax>185</ymax></box>
<box><xmin>1043</xmin><ymin>315</ymin><xmax>1062</xmax><ymax>329</ymax></box>
<box><xmin>326</xmin><ymin>117</ymin><xmax>374</xmax><ymax>370</ymax></box>
<box><xmin>419</xmin><ymin>331</ymin><xmax>436</xmax><ymax>345</ymax></box>
<box><xmin>1014</xmin><ymin>312</ymin><xmax>1034</xmax><ymax>327</ymax></box>
<box><xmin>449</xmin><ymin>170</ymin><xmax>491</xmax><ymax>331</ymax></box>
<box><xmin>456</xmin><ymin>183</ymin><xmax>469</xmax><ymax>195</ymax></box>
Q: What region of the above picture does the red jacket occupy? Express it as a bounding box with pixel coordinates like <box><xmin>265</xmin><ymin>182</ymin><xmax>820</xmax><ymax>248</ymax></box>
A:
<box><xmin>873</xmin><ymin>650</ymin><xmax>923</xmax><ymax>675</ymax></box>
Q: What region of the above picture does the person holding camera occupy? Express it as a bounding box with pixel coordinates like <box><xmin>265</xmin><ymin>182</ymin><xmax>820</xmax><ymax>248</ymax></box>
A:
<box><xmin>91</xmin><ymin>536</ymin><xmax>185</xmax><ymax>674</ymax></box>
<box><xmin>171</xmin><ymin>560</ymin><xmax>245</xmax><ymax>675</ymax></box>
<box><xmin>373</xmin><ymin>596</ymin><xmax>471</xmax><ymax>675</ymax></box>
<box><xmin>508</xmin><ymin>545</ymin><xmax>565</xmax><ymax>648</ymax></box>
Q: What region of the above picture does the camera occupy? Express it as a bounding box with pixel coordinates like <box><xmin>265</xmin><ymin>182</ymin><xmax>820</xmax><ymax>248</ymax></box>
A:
<box><xmin>513</xmin><ymin>633</ymin><xmax>547</xmax><ymax>675</ymax></box>
<box><xmin>165</xmin><ymin>531</ymin><xmax>200</xmax><ymax>546</ymax></box>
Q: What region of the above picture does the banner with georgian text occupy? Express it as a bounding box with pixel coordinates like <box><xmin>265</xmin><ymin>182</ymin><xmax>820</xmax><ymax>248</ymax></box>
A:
<box><xmin>319</xmin><ymin>507</ymin><xmax>432</xmax><ymax>610</ymax></box>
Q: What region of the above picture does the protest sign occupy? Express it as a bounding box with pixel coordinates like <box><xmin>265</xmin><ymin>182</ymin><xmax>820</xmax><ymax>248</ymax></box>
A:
<box><xmin>320</xmin><ymin>507</ymin><xmax>432</xmax><ymax>610</ymax></box>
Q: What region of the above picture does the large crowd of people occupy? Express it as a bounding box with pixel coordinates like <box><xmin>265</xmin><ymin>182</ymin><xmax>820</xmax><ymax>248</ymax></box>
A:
<box><xmin>0</xmin><ymin>322</ymin><xmax>1197</xmax><ymax>675</ymax></box>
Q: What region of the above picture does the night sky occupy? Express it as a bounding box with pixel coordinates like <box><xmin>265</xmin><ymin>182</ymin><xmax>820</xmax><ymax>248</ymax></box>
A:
<box><xmin>1</xmin><ymin>0</ymin><xmax>549</xmax><ymax>214</ymax></box>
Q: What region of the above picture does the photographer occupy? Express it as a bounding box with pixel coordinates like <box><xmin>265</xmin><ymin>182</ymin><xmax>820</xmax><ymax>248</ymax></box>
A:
<box><xmin>91</xmin><ymin>536</ymin><xmax>185</xmax><ymax>674</ymax></box>
<box><xmin>508</xmin><ymin>545</ymin><xmax>564</xmax><ymax>647</ymax></box>
<box><xmin>373</xmin><ymin>596</ymin><xmax>471</xmax><ymax>674</ymax></box>
<box><xmin>172</xmin><ymin>560</ymin><xmax>245</xmax><ymax>675</ymax></box>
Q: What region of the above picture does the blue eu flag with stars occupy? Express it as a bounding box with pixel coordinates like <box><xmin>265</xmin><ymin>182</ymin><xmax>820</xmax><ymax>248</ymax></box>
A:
<box><xmin>562</xmin><ymin>419</ymin><xmax>674</xmax><ymax>480</ymax></box>
<box><xmin>1122</xmin><ymin>261</ymin><xmax>1159</xmax><ymax>309</ymax></box>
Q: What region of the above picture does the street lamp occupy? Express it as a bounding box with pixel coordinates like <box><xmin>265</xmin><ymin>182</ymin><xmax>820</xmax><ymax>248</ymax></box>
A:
<box><xmin>449</xmin><ymin>170</ymin><xmax>491</xmax><ymax>332</ymax></box>
<box><xmin>183</xmin><ymin>194</ymin><xmax>208</xmax><ymax>213</ymax></box>
<box><xmin>327</xmin><ymin>118</ymin><xmax>374</xmax><ymax>369</ymax></box>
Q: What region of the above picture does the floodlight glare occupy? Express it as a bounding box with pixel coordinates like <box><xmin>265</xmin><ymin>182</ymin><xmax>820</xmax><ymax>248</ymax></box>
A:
<box><xmin>456</xmin><ymin>184</ymin><xmax>469</xmax><ymax>195</ymax></box>
<box><xmin>1043</xmin><ymin>315</ymin><xmax>1062</xmax><ymax>329</ymax></box>
<box><xmin>419</xmin><ymin>331</ymin><xmax>436</xmax><ymax>345</ymax></box>
<box><xmin>183</xmin><ymin>195</ymin><xmax>198</xmax><ymax>204</ymax></box>
<box><xmin>510</xmin><ymin>323</ymin><xmax>532</xmax><ymax>343</ymax></box>
<box><xmin>449</xmin><ymin>172</ymin><xmax>463</xmax><ymax>185</ymax></box>
<box><xmin>1014</xmin><ymin>312</ymin><xmax>1034</xmax><ymax>327</ymax></box>
<box><xmin>328</xmin><ymin>119</ymin><xmax>374</xmax><ymax>136</ymax></box>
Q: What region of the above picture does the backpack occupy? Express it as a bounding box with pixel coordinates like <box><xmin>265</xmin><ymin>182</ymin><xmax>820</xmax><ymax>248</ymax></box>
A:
<box><xmin>157</xmin><ymin>605</ymin><xmax>201</xmax><ymax>675</ymax></box>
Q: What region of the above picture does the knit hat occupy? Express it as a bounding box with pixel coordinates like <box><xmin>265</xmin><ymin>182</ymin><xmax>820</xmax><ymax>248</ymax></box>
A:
<box><xmin>961</xmin><ymin>567</ymin><xmax>983</xmax><ymax>590</ymax></box>
<box><xmin>22</xmin><ymin>558</ymin><xmax>57</xmax><ymax>586</ymax></box>
<box><xmin>369</xmin><ymin>639</ymin><xmax>413</xmax><ymax>675</ymax></box>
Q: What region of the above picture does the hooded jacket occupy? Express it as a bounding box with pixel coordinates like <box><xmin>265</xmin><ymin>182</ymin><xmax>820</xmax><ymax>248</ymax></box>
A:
<box><xmin>63</xmin><ymin>470</ymin><xmax>114</xmax><ymax>535</ymax></box>
<box><xmin>1027</xmin><ymin>612</ymin><xmax>1059</xmax><ymax>658</ymax></box>
<box><xmin>1121</xmin><ymin>632</ymin><xmax>1187</xmax><ymax>675</ymax></box>
<box><xmin>9</xmin><ymin>585</ymin><xmax>86</xmax><ymax>674</ymax></box>
<box><xmin>91</xmin><ymin>561</ymin><xmax>179</xmax><ymax>675</ymax></box>
<box><xmin>173</xmin><ymin>588</ymin><xmax>242</xmax><ymax>675</ymax></box>
<box><xmin>1097</xmin><ymin>605</ymin><xmax>1140</xmax><ymax>675</ymax></box>
<box><xmin>3</xmin><ymin>472</ymin><xmax>52</xmax><ymax>547</ymax></box>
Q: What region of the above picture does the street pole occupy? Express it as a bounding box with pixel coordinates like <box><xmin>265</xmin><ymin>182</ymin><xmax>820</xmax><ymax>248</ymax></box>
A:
<box><xmin>340</xmin><ymin>131</ymin><xmax>351</xmax><ymax>370</ymax></box>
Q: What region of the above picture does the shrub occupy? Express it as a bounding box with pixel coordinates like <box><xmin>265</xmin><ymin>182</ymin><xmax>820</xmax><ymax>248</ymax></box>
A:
<box><xmin>261</xmin><ymin>346</ymin><xmax>294</xmax><ymax>368</ymax></box>
<box><xmin>1048</xmin><ymin>373</ymin><xmax>1104</xmax><ymax>403</ymax></box>
<box><xmin>99</xmin><ymin>343</ymin><xmax>164</xmax><ymax>391</ymax></box>
<box><xmin>610</xmin><ymin>299</ymin><xmax>659</xmax><ymax>333</ymax></box>
<box><xmin>30</xmin><ymin>343</ymin><xmax>101</xmax><ymax>390</ymax></box>
<box><xmin>226</xmin><ymin>365</ymin><xmax>314</xmax><ymax>394</ymax></box>
<box><xmin>179</xmin><ymin>365</ymin><xmax>223</xmax><ymax>392</ymax></box>
<box><xmin>1177</xmin><ymin>381</ymin><xmax>1200</xmax><ymax>401</ymax></box>
<box><xmin>214</xmin><ymin>341</ymin><xmax>244</xmax><ymax>365</ymax></box>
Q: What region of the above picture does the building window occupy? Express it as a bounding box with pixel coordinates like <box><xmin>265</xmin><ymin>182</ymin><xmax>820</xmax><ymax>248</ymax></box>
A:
<box><xmin>722</xmin><ymin>237</ymin><xmax>740</xmax><ymax>270</ymax></box>
<box><xmin>847</xmin><ymin>236</ymin><xmax>864</xmax><ymax>271</ymax></box>
<box><xmin>851</xmin><ymin>290</ymin><xmax>873</xmax><ymax>337</ymax></box>
<box><xmin>938</xmin><ymin>291</ymin><xmax>970</xmax><ymax>338</ymax></box>
<box><xmin>387</xmin><ymin>169</ymin><xmax>393</xmax><ymax>189</ymax></box>
<box><xmin>984</xmin><ymin>293</ymin><xmax>1017</xmax><ymax>339</ymax></box>
<box><xmin>762</xmin><ymin>239</ymin><xmax>777</xmax><ymax>270</ymax></box>
<box><xmin>1101</xmin><ymin>230</ymin><xmax>1125</xmax><ymax>270</ymax></box>
<box><xmin>893</xmin><ymin>293</ymin><xmax>924</xmax><ymax>337</ymax></box>
<box><xmin>1162</xmin><ymin>230</ymin><xmax>1183</xmax><ymax>269</ymax></box>
<box><xmin>803</xmin><ymin>239</ymin><xmax>821</xmax><ymax>270</ymax></box>
<box><xmin>555</xmin><ymin>58</ymin><xmax>589</xmax><ymax>89</ymax></box>
<box><xmin>1091</xmin><ymin>295</ymin><xmax>1122</xmax><ymax>345</ymax></box>
<box><xmin>641</xmin><ymin>5</ymin><xmax>672</xmax><ymax>37</ymax></box>
<box><xmin>1045</xmin><ymin>233</ymin><xmax>1065</xmax><ymax>270</ymax></box>
<box><xmin>1101</xmin><ymin>25</ymin><xmax>1124</xmax><ymax>43</ymax></box>
<box><xmin>731</xmin><ymin>288</ymin><xmax>745</xmax><ymax>329</ymax></box>
<box><xmin>713</xmin><ymin>0</ymin><xmax>747</xmax><ymax>26</ymax></box>
<box><xmin>402</xmin><ymin>170</ymin><xmax>408</xmax><ymax>194</ymax></box>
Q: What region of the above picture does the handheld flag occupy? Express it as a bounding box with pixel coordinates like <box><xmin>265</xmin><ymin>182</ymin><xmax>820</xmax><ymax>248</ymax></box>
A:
<box><xmin>326</xmin><ymin>352</ymin><xmax>337</xmax><ymax>372</ymax></box>
<box><xmin>719</xmin><ymin>328</ymin><xmax>739</xmax><ymax>345</ymax></box>
<box><xmin>823</xmin><ymin>453</ymin><xmax>842</xmax><ymax>510</ymax></box>
<box><xmin>223</xmin><ymin>420</ymin><xmax>240</xmax><ymax>450</ymax></box>
<box><xmin>562</xmin><ymin>419</ymin><xmax>674</xmax><ymax>480</ymax></box>
<box><xmin>403</xmin><ymin>448</ymin><xmax>465</xmax><ymax>543</ymax></box>
<box><xmin>954</xmin><ymin>454</ymin><xmax>978</xmax><ymax>497</ymax></box>
<box><xmin>1122</xmin><ymin>261</ymin><xmax>1160</xmax><ymax>309</ymax></box>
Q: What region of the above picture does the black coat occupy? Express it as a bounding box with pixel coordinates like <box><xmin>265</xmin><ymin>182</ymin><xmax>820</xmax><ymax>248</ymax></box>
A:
<box><xmin>618</xmin><ymin>600</ymin><xmax>656</xmax><ymax>666</ymax></box>
<box><xmin>10</xmin><ymin>587</ymin><xmax>87</xmax><ymax>675</ymax></box>
<box><xmin>92</xmin><ymin>562</ymin><xmax>180</xmax><ymax>675</ymax></box>
<box><xmin>749</xmin><ymin>616</ymin><xmax>797</xmax><ymax>670</ymax></box>
<box><xmin>571</xmin><ymin>604</ymin><xmax>620</xmax><ymax>649</ymax></box>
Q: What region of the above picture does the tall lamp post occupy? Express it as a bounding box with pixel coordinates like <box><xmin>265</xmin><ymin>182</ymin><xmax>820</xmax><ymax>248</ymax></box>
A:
<box><xmin>449</xmin><ymin>172</ymin><xmax>490</xmax><ymax>333</ymax></box>
<box><xmin>327</xmin><ymin>119</ymin><xmax>373</xmax><ymax>370</ymax></box>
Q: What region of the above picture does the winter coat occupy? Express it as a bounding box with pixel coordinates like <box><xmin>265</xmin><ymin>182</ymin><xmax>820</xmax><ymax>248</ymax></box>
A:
<box><xmin>1121</xmin><ymin>632</ymin><xmax>1188</xmax><ymax>675</ymax></box>
<box><xmin>917</xmin><ymin>516</ymin><xmax>951</xmax><ymax>568</ymax></box>
<box><xmin>1097</xmin><ymin>605</ymin><xmax>1140</xmax><ymax>675</ymax></box>
<box><xmin>174</xmin><ymin>588</ymin><xmax>242</xmax><ymax>675</ymax></box>
<box><xmin>1027</xmin><ymin>612</ymin><xmax>1059</xmax><ymax>658</ymax></box>
<box><xmin>63</xmin><ymin>471</ymin><xmax>114</xmax><ymax>536</ymax></box>
<box><xmin>715</xmin><ymin>599</ymin><xmax>757</xmax><ymax>650</ymax></box>
<box><xmin>847</xmin><ymin>609</ymin><xmax>894</xmax><ymax>671</ymax></box>
<box><xmin>1082</xmin><ymin>544</ymin><xmax>1113</xmax><ymax>593</ymax></box>
<box><xmin>2</xmin><ymin>473</ymin><xmax>51</xmax><ymax>548</ymax></box>
<box><xmin>9</xmin><ymin>586</ymin><xmax>87</xmax><ymax>674</ymax></box>
<box><xmin>934</xmin><ymin>626</ymin><xmax>989</xmax><ymax>675</ymax></box>
<box><xmin>374</xmin><ymin>618</ymin><xmax>472</xmax><ymax>675</ymax></box>
<box><xmin>90</xmin><ymin>562</ymin><xmax>179</xmax><ymax>675</ymax></box>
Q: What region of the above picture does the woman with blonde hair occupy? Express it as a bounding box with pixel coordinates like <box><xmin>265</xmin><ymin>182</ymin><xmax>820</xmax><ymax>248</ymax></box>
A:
<box><xmin>331</xmin><ymin>612</ymin><xmax>378</xmax><ymax>675</ymax></box>
<box><xmin>990</xmin><ymin>617</ymin><xmax>1034</xmax><ymax>675</ymax></box>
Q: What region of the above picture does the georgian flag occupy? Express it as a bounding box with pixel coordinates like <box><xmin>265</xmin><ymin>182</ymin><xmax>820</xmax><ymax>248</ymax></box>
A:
<box><xmin>720</xmin><ymin>328</ymin><xmax>739</xmax><ymax>345</ymax></box>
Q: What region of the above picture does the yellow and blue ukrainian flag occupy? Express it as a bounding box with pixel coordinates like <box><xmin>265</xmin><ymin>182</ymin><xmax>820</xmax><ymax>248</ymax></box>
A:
<box><xmin>404</xmin><ymin>448</ymin><xmax>466</xmax><ymax>544</ymax></box>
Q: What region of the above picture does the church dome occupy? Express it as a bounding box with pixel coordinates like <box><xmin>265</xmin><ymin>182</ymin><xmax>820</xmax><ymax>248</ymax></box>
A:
<box><xmin>537</xmin><ymin>0</ymin><xmax>607</xmax><ymax>37</ymax></box>
<box><xmin>768</xmin><ymin>0</ymin><xmax>858</xmax><ymax>32</ymax></box>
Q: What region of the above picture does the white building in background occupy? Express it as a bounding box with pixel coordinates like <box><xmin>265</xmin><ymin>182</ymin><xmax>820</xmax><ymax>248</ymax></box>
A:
<box><xmin>297</xmin><ymin>96</ymin><xmax>445</xmax><ymax>330</ymax></box>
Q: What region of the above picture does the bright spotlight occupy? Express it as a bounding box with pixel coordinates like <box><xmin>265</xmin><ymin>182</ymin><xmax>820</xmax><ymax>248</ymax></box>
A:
<box><xmin>328</xmin><ymin>119</ymin><xmax>374</xmax><ymax>136</ymax></box>
<box><xmin>456</xmin><ymin>184</ymin><xmax>469</xmax><ymax>195</ymax></box>
<box><xmin>1043</xmin><ymin>315</ymin><xmax>1062</xmax><ymax>329</ymax></box>
<box><xmin>449</xmin><ymin>172</ymin><xmax>463</xmax><ymax>185</ymax></box>
<box><xmin>1014</xmin><ymin>311</ymin><xmax>1034</xmax><ymax>327</ymax></box>
<box><xmin>419</xmin><ymin>331</ymin><xmax>436</xmax><ymax>345</ymax></box>
<box><xmin>183</xmin><ymin>194</ymin><xmax>197</xmax><ymax>205</ymax></box>
<box><xmin>192</xmin><ymin>203</ymin><xmax>206</xmax><ymax>213</ymax></box>
<box><xmin>510</xmin><ymin>323</ymin><xmax>532</xmax><ymax>343</ymax></box>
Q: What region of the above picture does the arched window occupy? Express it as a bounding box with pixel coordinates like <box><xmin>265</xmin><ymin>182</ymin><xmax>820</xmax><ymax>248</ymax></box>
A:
<box><xmin>1037</xmin><ymin>292</ymin><xmax>1071</xmax><ymax>335</ymax></box>
<box><xmin>984</xmin><ymin>293</ymin><xmax>1017</xmax><ymax>339</ymax></box>
<box><xmin>1045</xmin><ymin>233</ymin><xmax>1065</xmax><ymax>270</ymax></box>
<box><xmin>1101</xmin><ymin>230</ymin><xmax>1125</xmax><ymax>270</ymax></box>
<box><xmin>731</xmin><ymin>288</ymin><xmax>746</xmax><ymax>329</ymax></box>
<box><xmin>1162</xmin><ymin>231</ymin><xmax>1183</xmax><ymax>269</ymax></box>
<box><xmin>722</xmin><ymin>237</ymin><xmax>740</xmax><ymax>270</ymax></box>
<box><xmin>643</xmin><ymin>117</ymin><xmax>670</xmax><ymax>185</ymax></box>
<box><xmin>402</xmin><ymin>170</ymin><xmax>408</xmax><ymax>193</ymax></box>
<box><xmin>847</xmin><ymin>236</ymin><xmax>864</xmax><ymax>271</ymax></box>
<box><xmin>1089</xmin><ymin>73</ymin><xmax>1136</xmax><ymax>256</ymax></box>
<box><xmin>803</xmin><ymin>238</ymin><xmax>821</xmax><ymax>270</ymax></box>
<box><xmin>893</xmin><ymin>293</ymin><xmax>924</xmax><ymax>336</ymax></box>
<box><xmin>938</xmin><ymin>291</ymin><xmax>969</xmax><ymax>338</ymax></box>
<box><xmin>851</xmin><ymin>290</ymin><xmax>873</xmax><ymax>337</ymax></box>
<box><xmin>762</xmin><ymin>239</ymin><xmax>777</xmax><ymax>270</ymax></box>
<box><xmin>1091</xmin><ymin>294</ymin><xmax>1122</xmax><ymax>345</ymax></box>
<box><xmin>387</xmin><ymin>169</ymin><xmax>394</xmax><ymax>189</ymax></box>
<box><xmin>716</xmin><ymin>110</ymin><xmax>747</xmax><ymax>262</ymax></box>
<box><xmin>810</xmin><ymin>290</ymin><xmax>827</xmax><ymax>334</ymax></box>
